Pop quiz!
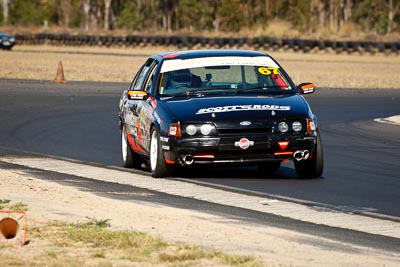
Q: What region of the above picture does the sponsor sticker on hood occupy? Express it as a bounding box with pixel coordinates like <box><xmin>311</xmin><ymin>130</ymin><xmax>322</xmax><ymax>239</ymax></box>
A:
<box><xmin>196</xmin><ymin>104</ymin><xmax>291</xmax><ymax>114</ymax></box>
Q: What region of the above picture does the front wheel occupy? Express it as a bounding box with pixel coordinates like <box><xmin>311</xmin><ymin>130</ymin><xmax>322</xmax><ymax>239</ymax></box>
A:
<box><xmin>294</xmin><ymin>131</ymin><xmax>324</xmax><ymax>179</ymax></box>
<box><xmin>121</xmin><ymin>125</ymin><xmax>141</xmax><ymax>168</ymax></box>
<box><xmin>150</xmin><ymin>128</ymin><xmax>174</xmax><ymax>178</ymax></box>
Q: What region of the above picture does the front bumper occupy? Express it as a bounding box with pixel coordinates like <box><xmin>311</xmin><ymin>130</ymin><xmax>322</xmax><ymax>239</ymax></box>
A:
<box><xmin>161</xmin><ymin>132</ymin><xmax>317</xmax><ymax>165</ymax></box>
<box><xmin>0</xmin><ymin>39</ymin><xmax>16</xmax><ymax>49</ymax></box>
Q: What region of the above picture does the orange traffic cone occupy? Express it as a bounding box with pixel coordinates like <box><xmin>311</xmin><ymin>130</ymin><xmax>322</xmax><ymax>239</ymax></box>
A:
<box><xmin>52</xmin><ymin>61</ymin><xmax>67</xmax><ymax>83</ymax></box>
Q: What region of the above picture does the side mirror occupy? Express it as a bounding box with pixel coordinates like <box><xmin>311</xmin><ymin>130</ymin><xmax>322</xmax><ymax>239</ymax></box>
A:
<box><xmin>298</xmin><ymin>83</ymin><xmax>315</xmax><ymax>94</ymax></box>
<box><xmin>127</xmin><ymin>90</ymin><xmax>148</xmax><ymax>100</ymax></box>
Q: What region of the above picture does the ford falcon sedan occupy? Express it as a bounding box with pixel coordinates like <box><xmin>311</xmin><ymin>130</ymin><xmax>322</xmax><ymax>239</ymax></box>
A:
<box><xmin>118</xmin><ymin>49</ymin><xmax>323</xmax><ymax>178</ymax></box>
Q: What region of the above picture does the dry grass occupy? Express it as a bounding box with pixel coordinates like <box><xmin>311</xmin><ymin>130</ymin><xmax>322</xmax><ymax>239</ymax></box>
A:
<box><xmin>273</xmin><ymin>51</ymin><xmax>400</xmax><ymax>89</ymax></box>
<box><xmin>0</xmin><ymin>201</ymin><xmax>262</xmax><ymax>266</ymax></box>
<box><xmin>0</xmin><ymin>45</ymin><xmax>150</xmax><ymax>83</ymax></box>
<box><xmin>0</xmin><ymin>220</ymin><xmax>263</xmax><ymax>267</ymax></box>
<box><xmin>0</xmin><ymin>45</ymin><xmax>399</xmax><ymax>88</ymax></box>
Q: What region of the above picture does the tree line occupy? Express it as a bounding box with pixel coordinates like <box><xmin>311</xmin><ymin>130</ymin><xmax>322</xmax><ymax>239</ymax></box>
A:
<box><xmin>1</xmin><ymin>0</ymin><xmax>399</xmax><ymax>37</ymax></box>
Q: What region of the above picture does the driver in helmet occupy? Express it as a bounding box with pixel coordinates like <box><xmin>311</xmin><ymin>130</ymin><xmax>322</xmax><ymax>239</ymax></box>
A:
<box><xmin>160</xmin><ymin>69</ymin><xmax>202</xmax><ymax>94</ymax></box>
<box><xmin>168</xmin><ymin>69</ymin><xmax>192</xmax><ymax>89</ymax></box>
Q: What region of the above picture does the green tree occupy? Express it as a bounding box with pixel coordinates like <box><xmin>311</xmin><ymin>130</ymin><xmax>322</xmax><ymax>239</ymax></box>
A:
<box><xmin>178</xmin><ymin>0</ymin><xmax>213</xmax><ymax>32</ymax></box>
<box><xmin>218</xmin><ymin>0</ymin><xmax>244</xmax><ymax>32</ymax></box>
<box><xmin>1</xmin><ymin>0</ymin><xmax>398</xmax><ymax>36</ymax></box>
<box><xmin>67</xmin><ymin>0</ymin><xmax>82</xmax><ymax>27</ymax></box>
<box><xmin>9</xmin><ymin>0</ymin><xmax>59</xmax><ymax>26</ymax></box>
<box><xmin>117</xmin><ymin>1</ymin><xmax>140</xmax><ymax>30</ymax></box>
<box><xmin>285</xmin><ymin>0</ymin><xmax>313</xmax><ymax>33</ymax></box>
<box><xmin>353</xmin><ymin>0</ymin><xmax>387</xmax><ymax>34</ymax></box>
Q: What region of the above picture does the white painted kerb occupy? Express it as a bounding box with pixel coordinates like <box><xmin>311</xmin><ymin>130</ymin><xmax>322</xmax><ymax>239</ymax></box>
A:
<box><xmin>1</xmin><ymin>156</ymin><xmax>399</xmax><ymax>239</ymax></box>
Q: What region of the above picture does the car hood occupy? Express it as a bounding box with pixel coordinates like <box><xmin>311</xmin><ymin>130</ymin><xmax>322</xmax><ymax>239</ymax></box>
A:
<box><xmin>161</xmin><ymin>94</ymin><xmax>312</xmax><ymax>125</ymax></box>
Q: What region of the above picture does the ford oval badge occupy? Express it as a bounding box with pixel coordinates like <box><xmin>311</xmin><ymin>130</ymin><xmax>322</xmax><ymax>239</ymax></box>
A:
<box><xmin>240</xmin><ymin>121</ymin><xmax>252</xmax><ymax>126</ymax></box>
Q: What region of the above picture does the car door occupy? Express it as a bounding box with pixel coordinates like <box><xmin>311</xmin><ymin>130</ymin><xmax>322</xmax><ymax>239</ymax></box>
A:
<box><xmin>125</xmin><ymin>58</ymin><xmax>158</xmax><ymax>155</ymax></box>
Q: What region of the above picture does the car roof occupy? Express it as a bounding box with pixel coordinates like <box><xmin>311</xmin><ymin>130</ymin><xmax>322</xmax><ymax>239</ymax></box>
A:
<box><xmin>152</xmin><ymin>49</ymin><xmax>270</xmax><ymax>61</ymax></box>
<box><xmin>0</xmin><ymin>32</ymin><xmax>12</xmax><ymax>37</ymax></box>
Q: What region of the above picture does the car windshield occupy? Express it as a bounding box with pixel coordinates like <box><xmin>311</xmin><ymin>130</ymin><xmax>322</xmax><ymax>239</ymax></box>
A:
<box><xmin>158</xmin><ymin>56</ymin><xmax>294</xmax><ymax>96</ymax></box>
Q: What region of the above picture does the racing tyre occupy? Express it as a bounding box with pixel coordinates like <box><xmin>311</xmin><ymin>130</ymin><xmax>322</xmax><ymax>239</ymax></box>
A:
<box><xmin>294</xmin><ymin>131</ymin><xmax>324</xmax><ymax>179</ymax></box>
<box><xmin>121</xmin><ymin>125</ymin><xmax>141</xmax><ymax>168</ymax></box>
<box><xmin>150</xmin><ymin>128</ymin><xmax>174</xmax><ymax>178</ymax></box>
<box><xmin>257</xmin><ymin>161</ymin><xmax>281</xmax><ymax>174</ymax></box>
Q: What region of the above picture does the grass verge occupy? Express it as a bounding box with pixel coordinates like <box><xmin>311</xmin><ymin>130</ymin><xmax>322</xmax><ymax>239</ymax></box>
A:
<box><xmin>1</xmin><ymin>220</ymin><xmax>263</xmax><ymax>267</ymax></box>
<box><xmin>1</xmin><ymin>201</ymin><xmax>263</xmax><ymax>267</ymax></box>
<box><xmin>0</xmin><ymin>199</ymin><xmax>28</xmax><ymax>211</ymax></box>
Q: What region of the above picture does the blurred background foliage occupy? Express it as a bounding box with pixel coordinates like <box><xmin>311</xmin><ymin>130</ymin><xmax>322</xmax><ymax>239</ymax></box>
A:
<box><xmin>0</xmin><ymin>0</ymin><xmax>399</xmax><ymax>40</ymax></box>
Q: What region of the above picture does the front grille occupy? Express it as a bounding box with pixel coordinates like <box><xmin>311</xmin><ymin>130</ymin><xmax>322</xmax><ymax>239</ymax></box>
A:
<box><xmin>218</xmin><ymin>127</ymin><xmax>271</xmax><ymax>135</ymax></box>
<box><xmin>218</xmin><ymin>134</ymin><xmax>272</xmax><ymax>152</ymax></box>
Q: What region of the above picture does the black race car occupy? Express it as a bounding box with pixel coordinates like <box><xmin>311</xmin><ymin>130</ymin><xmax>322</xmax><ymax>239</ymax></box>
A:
<box><xmin>119</xmin><ymin>50</ymin><xmax>323</xmax><ymax>178</ymax></box>
<box><xmin>0</xmin><ymin>32</ymin><xmax>16</xmax><ymax>50</ymax></box>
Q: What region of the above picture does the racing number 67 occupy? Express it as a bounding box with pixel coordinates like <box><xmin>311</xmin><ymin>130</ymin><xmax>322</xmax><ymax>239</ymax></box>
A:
<box><xmin>258</xmin><ymin>67</ymin><xmax>279</xmax><ymax>75</ymax></box>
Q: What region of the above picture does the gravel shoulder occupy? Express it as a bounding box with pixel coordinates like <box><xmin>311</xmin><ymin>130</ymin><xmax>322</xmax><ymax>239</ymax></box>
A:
<box><xmin>1</xmin><ymin>167</ymin><xmax>400</xmax><ymax>266</ymax></box>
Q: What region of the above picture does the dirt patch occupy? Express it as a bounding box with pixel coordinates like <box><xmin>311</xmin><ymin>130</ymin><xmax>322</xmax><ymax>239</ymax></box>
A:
<box><xmin>0</xmin><ymin>167</ymin><xmax>399</xmax><ymax>266</ymax></box>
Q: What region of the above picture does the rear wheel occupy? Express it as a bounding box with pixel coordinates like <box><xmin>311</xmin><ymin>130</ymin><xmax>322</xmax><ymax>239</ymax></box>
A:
<box><xmin>150</xmin><ymin>128</ymin><xmax>174</xmax><ymax>178</ymax></box>
<box><xmin>121</xmin><ymin>125</ymin><xmax>141</xmax><ymax>168</ymax></box>
<box><xmin>294</xmin><ymin>131</ymin><xmax>324</xmax><ymax>178</ymax></box>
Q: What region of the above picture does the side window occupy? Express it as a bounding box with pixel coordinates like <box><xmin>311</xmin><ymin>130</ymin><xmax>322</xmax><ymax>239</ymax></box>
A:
<box><xmin>129</xmin><ymin>58</ymin><xmax>154</xmax><ymax>90</ymax></box>
<box><xmin>128</xmin><ymin>65</ymin><xmax>143</xmax><ymax>90</ymax></box>
<box><xmin>144</xmin><ymin>61</ymin><xmax>158</xmax><ymax>93</ymax></box>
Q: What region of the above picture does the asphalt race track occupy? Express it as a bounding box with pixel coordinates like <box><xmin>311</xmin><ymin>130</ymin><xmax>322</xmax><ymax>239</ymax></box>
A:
<box><xmin>0</xmin><ymin>79</ymin><xmax>399</xmax><ymax>219</ymax></box>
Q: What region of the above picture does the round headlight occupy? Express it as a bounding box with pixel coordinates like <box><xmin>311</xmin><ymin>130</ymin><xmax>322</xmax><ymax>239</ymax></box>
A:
<box><xmin>278</xmin><ymin>122</ymin><xmax>289</xmax><ymax>133</ymax></box>
<box><xmin>200</xmin><ymin>124</ymin><xmax>213</xmax><ymax>135</ymax></box>
<box><xmin>292</xmin><ymin>121</ymin><xmax>302</xmax><ymax>132</ymax></box>
<box><xmin>186</xmin><ymin>125</ymin><xmax>197</xmax><ymax>136</ymax></box>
